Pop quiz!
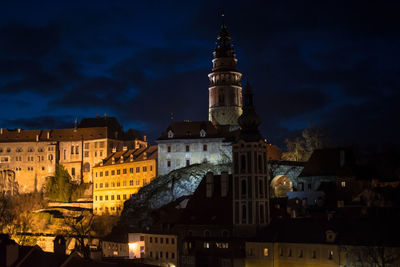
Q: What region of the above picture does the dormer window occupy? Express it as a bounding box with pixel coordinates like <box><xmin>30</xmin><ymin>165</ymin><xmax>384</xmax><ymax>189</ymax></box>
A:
<box><xmin>200</xmin><ymin>129</ymin><xmax>206</xmax><ymax>137</ymax></box>
<box><xmin>168</xmin><ymin>130</ymin><xmax>174</xmax><ymax>139</ymax></box>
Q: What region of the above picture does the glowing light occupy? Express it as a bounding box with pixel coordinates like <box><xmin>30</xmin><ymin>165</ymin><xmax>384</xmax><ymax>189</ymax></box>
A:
<box><xmin>129</xmin><ymin>243</ymin><xmax>137</xmax><ymax>250</ymax></box>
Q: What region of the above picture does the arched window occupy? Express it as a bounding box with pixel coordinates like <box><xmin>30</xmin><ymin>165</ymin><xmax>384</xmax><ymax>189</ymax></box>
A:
<box><xmin>241</xmin><ymin>179</ymin><xmax>247</xmax><ymax>196</ymax></box>
<box><xmin>242</xmin><ymin>205</ymin><xmax>247</xmax><ymax>224</ymax></box>
<box><xmin>241</xmin><ymin>155</ymin><xmax>246</xmax><ymax>173</ymax></box>
<box><xmin>259</xmin><ymin>179</ymin><xmax>263</xmax><ymax>195</ymax></box>
<box><xmin>167</xmin><ymin>130</ymin><xmax>174</xmax><ymax>138</ymax></box>
<box><xmin>260</xmin><ymin>204</ymin><xmax>265</xmax><ymax>224</ymax></box>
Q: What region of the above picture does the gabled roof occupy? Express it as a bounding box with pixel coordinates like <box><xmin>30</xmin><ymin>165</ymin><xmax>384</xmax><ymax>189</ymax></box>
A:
<box><xmin>299</xmin><ymin>148</ymin><xmax>356</xmax><ymax>177</ymax></box>
<box><xmin>157</xmin><ymin>121</ymin><xmax>226</xmax><ymax>140</ymax></box>
<box><xmin>94</xmin><ymin>145</ymin><xmax>157</xmax><ymax>167</ymax></box>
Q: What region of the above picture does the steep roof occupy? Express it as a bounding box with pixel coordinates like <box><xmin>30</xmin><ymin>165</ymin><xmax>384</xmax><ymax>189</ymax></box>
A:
<box><xmin>299</xmin><ymin>148</ymin><xmax>356</xmax><ymax>177</ymax></box>
<box><xmin>0</xmin><ymin>127</ymin><xmax>116</xmax><ymax>142</ymax></box>
<box><xmin>94</xmin><ymin>145</ymin><xmax>157</xmax><ymax>167</ymax></box>
<box><xmin>157</xmin><ymin>121</ymin><xmax>231</xmax><ymax>141</ymax></box>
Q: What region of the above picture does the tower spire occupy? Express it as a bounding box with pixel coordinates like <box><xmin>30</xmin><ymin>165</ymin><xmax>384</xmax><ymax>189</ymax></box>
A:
<box><xmin>237</xmin><ymin>80</ymin><xmax>262</xmax><ymax>142</ymax></box>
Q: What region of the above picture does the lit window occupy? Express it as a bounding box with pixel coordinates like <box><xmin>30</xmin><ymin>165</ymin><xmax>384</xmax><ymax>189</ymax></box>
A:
<box><xmin>264</xmin><ymin>248</ymin><xmax>269</xmax><ymax>256</ymax></box>
<box><xmin>341</xmin><ymin>181</ymin><xmax>346</xmax><ymax>187</ymax></box>
<box><xmin>329</xmin><ymin>250</ymin><xmax>333</xmax><ymax>260</ymax></box>
<box><xmin>204</xmin><ymin>242</ymin><xmax>210</xmax><ymax>248</ymax></box>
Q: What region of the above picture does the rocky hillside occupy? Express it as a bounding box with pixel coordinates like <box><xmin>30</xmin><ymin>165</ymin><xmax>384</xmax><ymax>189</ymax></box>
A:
<box><xmin>119</xmin><ymin>162</ymin><xmax>232</xmax><ymax>228</ymax></box>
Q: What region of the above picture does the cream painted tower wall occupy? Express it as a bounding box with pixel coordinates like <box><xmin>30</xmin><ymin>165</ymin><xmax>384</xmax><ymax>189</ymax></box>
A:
<box><xmin>208</xmin><ymin>23</ymin><xmax>243</xmax><ymax>128</ymax></box>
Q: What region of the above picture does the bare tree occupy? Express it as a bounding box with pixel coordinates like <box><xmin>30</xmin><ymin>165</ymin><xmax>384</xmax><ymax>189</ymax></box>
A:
<box><xmin>346</xmin><ymin>245</ymin><xmax>400</xmax><ymax>267</ymax></box>
<box><xmin>63</xmin><ymin>210</ymin><xmax>95</xmax><ymax>258</ymax></box>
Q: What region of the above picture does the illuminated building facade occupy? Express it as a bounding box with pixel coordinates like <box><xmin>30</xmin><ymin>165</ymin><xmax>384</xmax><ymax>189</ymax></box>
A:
<box><xmin>92</xmin><ymin>145</ymin><xmax>157</xmax><ymax>215</ymax></box>
<box><xmin>157</xmin><ymin>121</ymin><xmax>232</xmax><ymax>176</ymax></box>
<box><xmin>128</xmin><ymin>233</ymin><xmax>178</xmax><ymax>266</ymax></box>
<box><xmin>0</xmin><ymin>116</ymin><xmax>145</xmax><ymax>193</ymax></box>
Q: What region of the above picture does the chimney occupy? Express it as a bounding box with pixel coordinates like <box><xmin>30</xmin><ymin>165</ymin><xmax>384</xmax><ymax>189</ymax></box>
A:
<box><xmin>112</xmin><ymin>157</ymin><xmax>115</xmax><ymax>164</ymax></box>
<box><xmin>17</xmin><ymin>128</ymin><xmax>21</xmax><ymax>134</ymax></box>
<box><xmin>0</xmin><ymin>128</ymin><xmax>3</xmax><ymax>135</ymax></box>
<box><xmin>96</xmin><ymin>114</ymin><xmax>100</xmax><ymax>118</ymax></box>
<box><xmin>47</xmin><ymin>131</ymin><xmax>50</xmax><ymax>140</ymax></box>
<box><xmin>112</xmin><ymin>147</ymin><xmax>116</xmax><ymax>153</ymax></box>
<box><xmin>130</xmin><ymin>154</ymin><xmax>133</xmax><ymax>162</ymax></box>
<box><xmin>143</xmin><ymin>152</ymin><xmax>147</xmax><ymax>160</ymax></box>
<box><xmin>104</xmin><ymin>113</ymin><xmax>107</xmax><ymax>119</ymax></box>
<box><xmin>123</xmin><ymin>146</ymin><xmax>128</xmax><ymax>151</ymax></box>
<box><xmin>74</xmin><ymin>119</ymin><xmax>78</xmax><ymax>132</ymax></box>
<box><xmin>120</xmin><ymin>157</ymin><xmax>124</xmax><ymax>163</ymax></box>
<box><xmin>143</xmin><ymin>135</ymin><xmax>147</xmax><ymax>142</ymax></box>
<box><xmin>36</xmin><ymin>135</ymin><xmax>39</xmax><ymax>142</ymax></box>
<box><xmin>53</xmin><ymin>235</ymin><xmax>66</xmax><ymax>257</ymax></box>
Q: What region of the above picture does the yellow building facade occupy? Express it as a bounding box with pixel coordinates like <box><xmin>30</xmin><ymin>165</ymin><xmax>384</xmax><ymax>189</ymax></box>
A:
<box><xmin>92</xmin><ymin>145</ymin><xmax>157</xmax><ymax>215</ymax></box>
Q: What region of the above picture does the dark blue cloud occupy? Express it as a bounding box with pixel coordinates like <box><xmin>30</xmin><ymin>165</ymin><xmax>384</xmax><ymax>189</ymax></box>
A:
<box><xmin>0</xmin><ymin>0</ymin><xmax>399</xmax><ymax>147</ymax></box>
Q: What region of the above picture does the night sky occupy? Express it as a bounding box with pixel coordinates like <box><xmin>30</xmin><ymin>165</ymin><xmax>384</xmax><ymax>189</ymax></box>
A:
<box><xmin>1</xmin><ymin>1</ymin><xmax>399</xmax><ymax>148</ymax></box>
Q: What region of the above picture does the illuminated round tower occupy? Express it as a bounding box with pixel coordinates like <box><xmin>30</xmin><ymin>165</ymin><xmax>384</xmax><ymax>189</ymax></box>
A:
<box><xmin>208</xmin><ymin>18</ymin><xmax>242</xmax><ymax>129</ymax></box>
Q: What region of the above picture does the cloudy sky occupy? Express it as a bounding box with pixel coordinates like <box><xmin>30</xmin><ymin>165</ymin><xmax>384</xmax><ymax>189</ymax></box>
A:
<box><xmin>0</xmin><ymin>0</ymin><xmax>399</xmax><ymax>147</ymax></box>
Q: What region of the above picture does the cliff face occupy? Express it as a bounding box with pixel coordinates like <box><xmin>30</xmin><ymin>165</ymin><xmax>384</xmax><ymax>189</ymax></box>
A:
<box><xmin>119</xmin><ymin>163</ymin><xmax>232</xmax><ymax>228</ymax></box>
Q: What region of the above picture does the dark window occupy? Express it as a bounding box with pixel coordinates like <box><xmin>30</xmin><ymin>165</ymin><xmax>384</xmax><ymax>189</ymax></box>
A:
<box><xmin>186</xmin><ymin>159</ymin><xmax>190</xmax><ymax>167</ymax></box>
<box><xmin>167</xmin><ymin>160</ymin><xmax>171</xmax><ymax>167</ymax></box>
<box><xmin>241</xmin><ymin>154</ymin><xmax>246</xmax><ymax>173</ymax></box>
<box><xmin>167</xmin><ymin>146</ymin><xmax>171</xmax><ymax>153</ymax></box>
<box><xmin>123</xmin><ymin>169</ymin><xmax>127</xmax><ymax>174</ymax></box>
<box><xmin>242</xmin><ymin>205</ymin><xmax>247</xmax><ymax>223</ymax></box>
<box><xmin>130</xmin><ymin>168</ymin><xmax>133</xmax><ymax>173</ymax></box>
<box><xmin>241</xmin><ymin>179</ymin><xmax>246</xmax><ymax>196</ymax></box>
<box><xmin>186</xmin><ymin>145</ymin><xmax>190</xmax><ymax>152</ymax></box>
<box><xmin>117</xmin><ymin>169</ymin><xmax>120</xmax><ymax>175</ymax></box>
<box><xmin>203</xmin><ymin>144</ymin><xmax>207</xmax><ymax>151</ymax></box>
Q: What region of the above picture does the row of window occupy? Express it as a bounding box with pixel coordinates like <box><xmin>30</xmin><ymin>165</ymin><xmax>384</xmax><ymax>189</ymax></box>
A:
<box><xmin>0</xmin><ymin>147</ymin><xmax>51</xmax><ymax>153</ymax></box>
<box><xmin>95</xmin><ymin>193</ymin><xmax>133</xmax><ymax>201</ymax></box>
<box><xmin>95</xmin><ymin>178</ymin><xmax>148</xmax><ymax>188</ymax></box>
<box><xmin>149</xmin><ymin>251</ymin><xmax>175</xmax><ymax>260</ymax></box>
<box><xmin>248</xmin><ymin>247</ymin><xmax>335</xmax><ymax>260</ymax></box>
<box><xmin>167</xmin><ymin>144</ymin><xmax>208</xmax><ymax>153</ymax></box>
<box><xmin>203</xmin><ymin>242</ymin><xmax>229</xmax><ymax>249</ymax></box>
<box><xmin>84</xmin><ymin>141</ymin><xmax>105</xmax><ymax>149</ymax></box>
<box><xmin>96</xmin><ymin>166</ymin><xmax>152</xmax><ymax>177</ymax></box>
<box><xmin>19</xmin><ymin>166</ymin><xmax>46</xmax><ymax>171</ymax></box>
<box><xmin>149</xmin><ymin>236</ymin><xmax>175</xmax><ymax>245</ymax></box>
<box><xmin>167</xmin><ymin>159</ymin><xmax>191</xmax><ymax>168</ymax></box>
<box><xmin>94</xmin><ymin>206</ymin><xmax>122</xmax><ymax>212</ymax></box>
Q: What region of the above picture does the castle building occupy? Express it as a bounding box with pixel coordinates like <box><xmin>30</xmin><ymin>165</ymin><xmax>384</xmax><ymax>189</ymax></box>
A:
<box><xmin>157</xmin><ymin>22</ymin><xmax>242</xmax><ymax>176</ymax></box>
<box><xmin>0</xmin><ymin>116</ymin><xmax>145</xmax><ymax>193</ymax></box>
<box><xmin>157</xmin><ymin>121</ymin><xmax>232</xmax><ymax>176</ymax></box>
<box><xmin>92</xmin><ymin>145</ymin><xmax>157</xmax><ymax>215</ymax></box>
